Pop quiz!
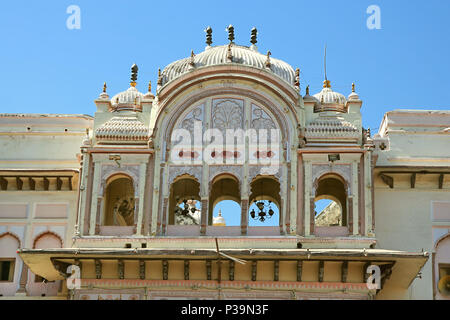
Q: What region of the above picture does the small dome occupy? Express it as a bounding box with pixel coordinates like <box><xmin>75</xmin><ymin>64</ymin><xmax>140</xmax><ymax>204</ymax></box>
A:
<box><xmin>111</xmin><ymin>86</ymin><xmax>144</xmax><ymax>111</ymax></box>
<box><xmin>159</xmin><ymin>44</ymin><xmax>296</xmax><ymax>88</ymax></box>
<box><xmin>313</xmin><ymin>80</ymin><xmax>347</xmax><ymax>112</ymax></box>
<box><xmin>213</xmin><ymin>210</ymin><xmax>226</xmax><ymax>226</ymax></box>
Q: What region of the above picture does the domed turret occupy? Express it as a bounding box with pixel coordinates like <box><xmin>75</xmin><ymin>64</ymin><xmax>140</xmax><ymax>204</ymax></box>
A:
<box><xmin>313</xmin><ymin>80</ymin><xmax>347</xmax><ymax>113</ymax></box>
<box><xmin>110</xmin><ymin>64</ymin><xmax>144</xmax><ymax>111</ymax></box>
<box><xmin>157</xmin><ymin>26</ymin><xmax>296</xmax><ymax>90</ymax></box>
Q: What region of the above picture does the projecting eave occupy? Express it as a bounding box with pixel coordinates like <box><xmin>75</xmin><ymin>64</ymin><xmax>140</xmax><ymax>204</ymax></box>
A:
<box><xmin>18</xmin><ymin>248</ymin><xmax>428</xmax><ymax>289</ymax></box>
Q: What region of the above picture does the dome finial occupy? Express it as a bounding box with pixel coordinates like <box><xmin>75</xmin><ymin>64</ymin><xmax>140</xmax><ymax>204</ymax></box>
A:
<box><xmin>306</xmin><ymin>85</ymin><xmax>310</xmax><ymax>96</ymax></box>
<box><xmin>189</xmin><ymin>50</ymin><xmax>195</xmax><ymax>69</ymax></box>
<box><xmin>148</xmin><ymin>80</ymin><xmax>152</xmax><ymax>93</ymax></box>
<box><xmin>250</xmin><ymin>27</ymin><xmax>257</xmax><ymax>45</ymax></box>
<box><xmin>157</xmin><ymin>68</ymin><xmax>162</xmax><ymax>86</ymax></box>
<box><xmin>226</xmin><ymin>25</ymin><xmax>235</xmax><ymax>43</ymax></box>
<box><xmin>294</xmin><ymin>68</ymin><xmax>300</xmax><ymax>88</ymax></box>
<box><xmin>130</xmin><ymin>64</ymin><xmax>138</xmax><ymax>87</ymax></box>
<box><xmin>103</xmin><ymin>82</ymin><xmax>107</xmax><ymax>93</ymax></box>
<box><xmin>352</xmin><ymin>82</ymin><xmax>355</xmax><ymax>92</ymax></box>
<box><xmin>265</xmin><ymin>51</ymin><xmax>271</xmax><ymax>68</ymax></box>
<box><xmin>205</xmin><ymin>26</ymin><xmax>213</xmax><ymax>46</ymax></box>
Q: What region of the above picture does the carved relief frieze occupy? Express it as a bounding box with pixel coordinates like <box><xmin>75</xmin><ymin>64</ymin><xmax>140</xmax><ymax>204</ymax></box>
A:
<box><xmin>211</xmin><ymin>99</ymin><xmax>244</xmax><ymax>132</ymax></box>
<box><xmin>209</xmin><ymin>165</ymin><xmax>243</xmax><ymax>183</ymax></box>
<box><xmin>168</xmin><ymin>165</ymin><xmax>202</xmax><ymax>184</ymax></box>
<box><xmin>178</xmin><ymin>104</ymin><xmax>204</xmax><ymax>137</ymax></box>
<box><xmin>100</xmin><ymin>164</ymin><xmax>140</xmax><ymax>196</ymax></box>
<box><xmin>251</xmin><ymin>104</ymin><xmax>277</xmax><ymax>130</ymax></box>
<box><xmin>248</xmin><ymin>165</ymin><xmax>283</xmax><ymax>186</ymax></box>
<box><xmin>311</xmin><ymin>163</ymin><xmax>352</xmax><ymax>195</ymax></box>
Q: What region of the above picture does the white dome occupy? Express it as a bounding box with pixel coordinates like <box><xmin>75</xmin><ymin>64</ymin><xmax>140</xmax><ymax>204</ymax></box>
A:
<box><xmin>111</xmin><ymin>86</ymin><xmax>144</xmax><ymax>110</ymax></box>
<box><xmin>213</xmin><ymin>210</ymin><xmax>226</xmax><ymax>226</ymax></box>
<box><xmin>313</xmin><ymin>86</ymin><xmax>346</xmax><ymax>106</ymax></box>
<box><xmin>159</xmin><ymin>44</ymin><xmax>296</xmax><ymax>88</ymax></box>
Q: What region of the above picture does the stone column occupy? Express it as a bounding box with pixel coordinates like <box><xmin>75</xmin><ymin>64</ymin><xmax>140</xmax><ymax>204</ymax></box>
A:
<box><xmin>200</xmin><ymin>199</ymin><xmax>208</xmax><ymax>235</ymax></box>
<box><xmin>240</xmin><ymin>199</ymin><xmax>248</xmax><ymax>235</ymax></box>
<box><xmin>296</xmin><ymin>154</ymin><xmax>304</xmax><ymax>235</ymax></box>
<box><xmin>143</xmin><ymin>156</ymin><xmax>154</xmax><ymax>236</ymax></box>
<box><xmin>15</xmin><ymin>263</ymin><xmax>28</xmax><ymax>296</ymax></box>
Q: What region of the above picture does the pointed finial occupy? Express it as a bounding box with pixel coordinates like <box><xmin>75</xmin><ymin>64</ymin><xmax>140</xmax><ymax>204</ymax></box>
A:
<box><xmin>294</xmin><ymin>68</ymin><xmax>300</xmax><ymax>88</ymax></box>
<box><xmin>324</xmin><ymin>45</ymin><xmax>327</xmax><ymax>81</ymax></box>
<box><xmin>250</xmin><ymin>27</ymin><xmax>257</xmax><ymax>45</ymax></box>
<box><xmin>352</xmin><ymin>82</ymin><xmax>355</xmax><ymax>92</ymax></box>
<box><xmin>157</xmin><ymin>68</ymin><xmax>162</xmax><ymax>86</ymax></box>
<box><xmin>306</xmin><ymin>85</ymin><xmax>310</xmax><ymax>96</ymax></box>
<box><xmin>323</xmin><ymin>79</ymin><xmax>331</xmax><ymax>88</ymax></box>
<box><xmin>189</xmin><ymin>50</ymin><xmax>195</xmax><ymax>68</ymax></box>
<box><xmin>103</xmin><ymin>82</ymin><xmax>107</xmax><ymax>93</ymax></box>
<box><xmin>205</xmin><ymin>26</ymin><xmax>213</xmax><ymax>46</ymax></box>
<box><xmin>148</xmin><ymin>80</ymin><xmax>152</xmax><ymax>93</ymax></box>
<box><xmin>218</xmin><ymin>209</ymin><xmax>222</xmax><ymax>216</ymax></box>
<box><xmin>130</xmin><ymin>64</ymin><xmax>138</xmax><ymax>87</ymax></box>
<box><xmin>226</xmin><ymin>25</ymin><xmax>235</xmax><ymax>42</ymax></box>
<box><xmin>265</xmin><ymin>51</ymin><xmax>271</xmax><ymax>68</ymax></box>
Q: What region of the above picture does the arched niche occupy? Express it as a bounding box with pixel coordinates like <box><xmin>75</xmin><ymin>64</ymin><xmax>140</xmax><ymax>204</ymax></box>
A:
<box><xmin>103</xmin><ymin>174</ymin><xmax>135</xmax><ymax>227</ymax></box>
<box><xmin>0</xmin><ymin>233</ymin><xmax>20</xmax><ymax>292</ymax></box>
<box><xmin>168</xmin><ymin>175</ymin><xmax>201</xmax><ymax>226</ymax></box>
<box><xmin>313</xmin><ymin>173</ymin><xmax>349</xmax><ymax>237</ymax></box>
<box><xmin>209</xmin><ymin>174</ymin><xmax>241</xmax><ymax>226</ymax></box>
<box><xmin>248</xmin><ymin>176</ymin><xmax>281</xmax><ymax>228</ymax></box>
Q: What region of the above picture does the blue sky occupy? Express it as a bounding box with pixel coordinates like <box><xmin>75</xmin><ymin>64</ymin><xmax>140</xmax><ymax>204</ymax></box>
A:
<box><xmin>1</xmin><ymin>1</ymin><xmax>449</xmax><ymax>226</ymax></box>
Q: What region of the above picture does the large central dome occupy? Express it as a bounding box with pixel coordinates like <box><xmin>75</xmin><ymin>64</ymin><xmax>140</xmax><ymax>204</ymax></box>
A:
<box><xmin>159</xmin><ymin>43</ymin><xmax>296</xmax><ymax>88</ymax></box>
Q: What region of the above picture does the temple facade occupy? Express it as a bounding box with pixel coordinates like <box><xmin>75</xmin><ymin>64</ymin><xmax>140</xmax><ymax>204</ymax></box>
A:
<box><xmin>0</xmin><ymin>26</ymin><xmax>449</xmax><ymax>300</ymax></box>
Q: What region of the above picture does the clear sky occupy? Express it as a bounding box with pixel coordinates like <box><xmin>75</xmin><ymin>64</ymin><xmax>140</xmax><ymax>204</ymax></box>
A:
<box><xmin>1</xmin><ymin>1</ymin><xmax>449</xmax><ymax>226</ymax></box>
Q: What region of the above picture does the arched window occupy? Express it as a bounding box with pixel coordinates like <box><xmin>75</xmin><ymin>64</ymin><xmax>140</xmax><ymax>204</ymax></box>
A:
<box><xmin>435</xmin><ymin>234</ymin><xmax>450</xmax><ymax>299</ymax></box>
<box><xmin>313</xmin><ymin>174</ymin><xmax>348</xmax><ymax>236</ymax></box>
<box><xmin>0</xmin><ymin>233</ymin><xmax>20</xmax><ymax>296</ymax></box>
<box><xmin>209</xmin><ymin>175</ymin><xmax>241</xmax><ymax>227</ymax></box>
<box><xmin>103</xmin><ymin>174</ymin><xmax>135</xmax><ymax>227</ymax></box>
<box><xmin>248</xmin><ymin>176</ymin><xmax>281</xmax><ymax>227</ymax></box>
<box><xmin>168</xmin><ymin>175</ymin><xmax>201</xmax><ymax>226</ymax></box>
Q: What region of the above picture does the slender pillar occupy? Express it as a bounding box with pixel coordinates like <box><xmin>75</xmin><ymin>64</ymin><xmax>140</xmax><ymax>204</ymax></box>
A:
<box><xmin>240</xmin><ymin>199</ymin><xmax>248</xmax><ymax>235</ymax></box>
<box><xmin>200</xmin><ymin>199</ymin><xmax>208</xmax><ymax>235</ymax></box>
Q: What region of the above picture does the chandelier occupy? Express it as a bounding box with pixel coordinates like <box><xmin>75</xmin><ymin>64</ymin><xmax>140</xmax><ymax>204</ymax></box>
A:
<box><xmin>180</xmin><ymin>199</ymin><xmax>197</xmax><ymax>216</ymax></box>
<box><xmin>250</xmin><ymin>199</ymin><xmax>274</xmax><ymax>222</ymax></box>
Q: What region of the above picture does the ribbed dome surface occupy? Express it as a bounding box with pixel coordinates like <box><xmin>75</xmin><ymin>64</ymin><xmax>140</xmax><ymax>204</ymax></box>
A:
<box><xmin>95</xmin><ymin>116</ymin><xmax>149</xmax><ymax>143</ymax></box>
<box><xmin>111</xmin><ymin>86</ymin><xmax>144</xmax><ymax>107</ymax></box>
<box><xmin>313</xmin><ymin>87</ymin><xmax>347</xmax><ymax>105</ymax></box>
<box><xmin>160</xmin><ymin>44</ymin><xmax>296</xmax><ymax>87</ymax></box>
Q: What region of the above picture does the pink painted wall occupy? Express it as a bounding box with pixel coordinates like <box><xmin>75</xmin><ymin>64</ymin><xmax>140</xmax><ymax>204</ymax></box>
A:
<box><xmin>0</xmin><ymin>234</ymin><xmax>20</xmax><ymax>296</ymax></box>
<box><xmin>435</xmin><ymin>235</ymin><xmax>450</xmax><ymax>300</ymax></box>
<box><xmin>27</xmin><ymin>233</ymin><xmax>62</xmax><ymax>297</ymax></box>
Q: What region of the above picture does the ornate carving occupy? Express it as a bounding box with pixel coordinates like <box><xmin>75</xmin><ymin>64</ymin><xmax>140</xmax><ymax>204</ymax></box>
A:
<box><xmin>229</xmin><ymin>260</ymin><xmax>235</xmax><ymax>281</ymax></box>
<box><xmin>139</xmin><ymin>260</ymin><xmax>145</xmax><ymax>280</ymax></box>
<box><xmin>251</xmin><ymin>261</ymin><xmax>257</xmax><ymax>281</ymax></box>
<box><xmin>184</xmin><ymin>260</ymin><xmax>190</xmax><ymax>280</ymax></box>
<box><xmin>118</xmin><ymin>260</ymin><xmax>124</xmax><ymax>279</ymax></box>
<box><xmin>206</xmin><ymin>260</ymin><xmax>212</xmax><ymax>280</ymax></box>
<box><xmin>178</xmin><ymin>105</ymin><xmax>204</xmax><ymax>137</ymax></box>
<box><xmin>248</xmin><ymin>165</ymin><xmax>283</xmax><ymax>186</ymax></box>
<box><xmin>251</xmin><ymin>105</ymin><xmax>276</xmax><ymax>130</ymax></box>
<box><xmin>95</xmin><ymin>259</ymin><xmax>102</xmax><ymax>279</ymax></box>
<box><xmin>212</xmin><ymin>99</ymin><xmax>243</xmax><ymax>132</ymax></box>
<box><xmin>100</xmin><ymin>164</ymin><xmax>140</xmax><ymax>196</ymax></box>
<box><xmin>209</xmin><ymin>165</ymin><xmax>243</xmax><ymax>183</ymax></box>
<box><xmin>162</xmin><ymin>260</ymin><xmax>169</xmax><ymax>280</ymax></box>
<box><xmin>311</xmin><ymin>164</ymin><xmax>352</xmax><ymax>195</ymax></box>
<box><xmin>168</xmin><ymin>166</ymin><xmax>202</xmax><ymax>185</ymax></box>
